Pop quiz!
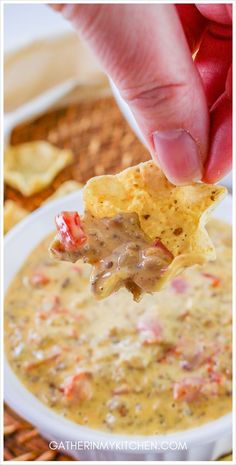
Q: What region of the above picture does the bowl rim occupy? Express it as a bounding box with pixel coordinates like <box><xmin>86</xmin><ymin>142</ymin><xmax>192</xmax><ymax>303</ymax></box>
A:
<box><xmin>4</xmin><ymin>190</ymin><xmax>232</xmax><ymax>447</ymax></box>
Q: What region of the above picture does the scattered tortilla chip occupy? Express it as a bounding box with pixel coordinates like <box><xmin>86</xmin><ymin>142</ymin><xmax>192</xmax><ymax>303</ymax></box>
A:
<box><xmin>219</xmin><ymin>453</ymin><xmax>232</xmax><ymax>461</ymax></box>
<box><xmin>42</xmin><ymin>181</ymin><xmax>83</xmax><ymax>205</ymax></box>
<box><xmin>4</xmin><ymin>141</ymin><xmax>73</xmax><ymax>196</ymax></box>
<box><xmin>83</xmin><ymin>161</ymin><xmax>226</xmax><ymax>292</ymax></box>
<box><xmin>4</xmin><ymin>200</ymin><xmax>28</xmax><ymax>234</ymax></box>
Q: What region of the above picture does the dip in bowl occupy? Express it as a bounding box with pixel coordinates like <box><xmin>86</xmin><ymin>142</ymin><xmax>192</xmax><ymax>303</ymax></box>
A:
<box><xmin>4</xmin><ymin>190</ymin><xmax>232</xmax><ymax>461</ymax></box>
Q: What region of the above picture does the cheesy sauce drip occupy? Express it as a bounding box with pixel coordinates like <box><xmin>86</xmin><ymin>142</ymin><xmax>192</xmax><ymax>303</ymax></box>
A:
<box><xmin>50</xmin><ymin>211</ymin><xmax>173</xmax><ymax>301</ymax></box>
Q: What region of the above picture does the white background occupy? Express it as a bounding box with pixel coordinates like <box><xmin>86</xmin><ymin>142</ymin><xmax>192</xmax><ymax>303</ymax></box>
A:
<box><xmin>4</xmin><ymin>4</ymin><xmax>73</xmax><ymax>53</ymax></box>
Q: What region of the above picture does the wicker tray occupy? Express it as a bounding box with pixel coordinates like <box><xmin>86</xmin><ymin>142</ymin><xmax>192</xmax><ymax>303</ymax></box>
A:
<box><xmin>4</xmin><ymin>405</ymin><xmax>73</xmax><ymax>462</ymax></box>
<box><xmin>5</xmin><ymin>96</ymin><xmax>149</xmax><ymax>211</ymax></box>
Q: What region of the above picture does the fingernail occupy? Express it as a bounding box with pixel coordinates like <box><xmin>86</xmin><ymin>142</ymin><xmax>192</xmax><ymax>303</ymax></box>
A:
<box><xmin>152</xmin><ymin>129</ymin><xmax>202</xmax><ymax>185</ymax></box>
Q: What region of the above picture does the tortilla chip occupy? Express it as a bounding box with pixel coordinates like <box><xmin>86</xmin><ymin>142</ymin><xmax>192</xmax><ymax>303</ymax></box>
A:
<box><xmin>4</xmin><ymin>200</ymin><xmax>28</xmax><ymax>234</ymax></box>
<box><xmin>84</xmin><ymin>161</ymin><xmax>226</xmax><ymax>291</ymax></box>
<box><xmin>219</xmin><ymin>453</ymin><xmax>232</xmax><ymax>461</ymax></box>
<box><xmin>4</xmin><ymin>141</ymin><xmax>73</xmax><ymax>196</ymax></box>
<box><xmin>42</xmin><ymin>181</ymin><xmax>83</xmax><ymax>205</ymax></box>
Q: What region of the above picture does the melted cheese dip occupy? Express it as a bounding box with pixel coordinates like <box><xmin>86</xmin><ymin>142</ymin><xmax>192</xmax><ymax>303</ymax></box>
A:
<box><xmin>5</xmin><ymin>219</ymin><xmax>232</xmax><ymax>435</ymax></box>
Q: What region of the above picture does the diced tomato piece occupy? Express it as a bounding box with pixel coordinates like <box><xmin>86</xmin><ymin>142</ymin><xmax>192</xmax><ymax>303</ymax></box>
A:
<box><xmin>205</xmin><ymin>355</ymin><xmax>215</xmax><ymax>372</ymax></box>
<box><xmin>55</xmin><ymin>211</ymin><xmax>87</xmax><ymax>252</ymax></box>
<box><xmin>171</xmin><ymin>277</ymin><xmax>189</xmax><ymax>294</ymax></box>
<box><xmin>211</xmin><ymin>279</ymin><xmax>221</xmax><ymax>288</ymax></box>
<box><xmin>63</xmin><ymin>372</ymin><xmax>93</xmax><ymax>401</ymax></box>
<box><xmin>31</xmin><ymin>271</ymin><xmax>50</xmax><ymax>286</ymax></box>
<box><xmin>173</xmin><ymin>376</ymin><xmax>204</xmax><ymax>402</ymax></box>
<box><xmin>153</xmin><ymin>237</ymin><xmax>173</xmax><ymax>260</ymax></box>
<box><xmin>210</xmin><ymin>372</ymin><xmax>223</xmax><ymax>384</ymax></box>
<box><xmin>202</xmin><ymin>272</ymin><xmax>221</xmax><ymax>288</ymax></box>
<box><xmin>137</xmin><ymin>316</ymin><xmax>163</xmax><ymax>344</ymax></box>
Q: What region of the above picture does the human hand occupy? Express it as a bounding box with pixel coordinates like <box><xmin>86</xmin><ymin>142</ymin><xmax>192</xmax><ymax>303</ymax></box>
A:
<box><xmin>52</xmin><ymin>4</ymin><xmax>232</xmax><ymax>184</ymax></box>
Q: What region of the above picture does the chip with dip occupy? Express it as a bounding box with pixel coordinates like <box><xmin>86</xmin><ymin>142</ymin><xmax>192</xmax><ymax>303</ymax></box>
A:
<box><xmin>50</xmin><ymin>161</ymin><xmax>226</xmax><ymax>300</ymax></box>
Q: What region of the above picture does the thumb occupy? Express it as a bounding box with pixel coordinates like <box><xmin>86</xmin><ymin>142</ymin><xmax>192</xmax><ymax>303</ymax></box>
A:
<box><xmin>52</xmin><ymin>4</ymin><xmax>209</xmax><ymax>185</ymax></box>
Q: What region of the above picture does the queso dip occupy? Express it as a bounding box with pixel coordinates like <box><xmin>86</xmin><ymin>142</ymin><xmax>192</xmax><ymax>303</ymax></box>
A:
<box><xmin>5</xmin><ymin>219</ymin><xmax>232</xmax><ymax>435</ymax></box>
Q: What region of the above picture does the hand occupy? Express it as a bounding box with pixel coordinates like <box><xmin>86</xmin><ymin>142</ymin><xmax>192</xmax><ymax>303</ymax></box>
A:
<box><xmin>52</xmin><ymin>4</ymin><xmax>232</xmax><ymax>184</ymax></box>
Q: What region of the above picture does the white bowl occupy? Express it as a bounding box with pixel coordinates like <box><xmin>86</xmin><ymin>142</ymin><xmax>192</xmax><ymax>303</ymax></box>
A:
<box><xmin>4</xmin><ymin>190</ymin><xmax>232</xmax><ymax>461</ymax></box>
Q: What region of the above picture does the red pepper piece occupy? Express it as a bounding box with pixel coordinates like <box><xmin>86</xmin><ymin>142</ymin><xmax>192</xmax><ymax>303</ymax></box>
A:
<box><xmin>153</xmin><ymin>237</ymin><xmax>174</xmax><ymax>260</ymax></box>
<box><xmin>55</xmin><ymin>211</ymin><xmax>87</xmax><ymax>251</ymax></box>
<box><xmin>31</xmin><ymin>270</ymin><xmax>50</xmax><ymax>286</ymax></box>
<box><xmin>202</xmin><ymin>272</ymin><xmax>221</xmax><ymax>288</ymax></box>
